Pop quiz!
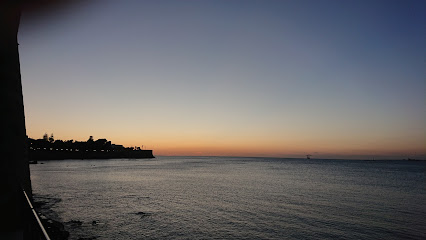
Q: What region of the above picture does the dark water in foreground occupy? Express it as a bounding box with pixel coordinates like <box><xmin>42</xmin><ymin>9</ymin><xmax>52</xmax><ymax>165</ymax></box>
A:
<box><xmin>30</xmin><ymin>157</ymin><xmax>425</xmax><ymax>239</ymax></box>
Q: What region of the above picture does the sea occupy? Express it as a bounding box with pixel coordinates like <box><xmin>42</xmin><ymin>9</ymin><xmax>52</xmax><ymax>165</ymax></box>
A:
<box><xmin>30</xmin><ymin>156</ymin><xmax>426</xmax><ymax>240</ymax></box>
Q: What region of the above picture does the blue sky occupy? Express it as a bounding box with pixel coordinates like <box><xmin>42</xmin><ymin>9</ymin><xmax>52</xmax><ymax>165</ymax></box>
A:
<box><xmin>19</xmin><ymin>0</ymin><xmax>426</xmax><ymax>158</ymax></box>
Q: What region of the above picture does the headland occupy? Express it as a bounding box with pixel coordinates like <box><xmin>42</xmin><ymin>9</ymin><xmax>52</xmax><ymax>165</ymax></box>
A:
<box><xmin>28</xmin><ymin>135</ymin><xmax>154</xmax><ymax>161</ymax></box>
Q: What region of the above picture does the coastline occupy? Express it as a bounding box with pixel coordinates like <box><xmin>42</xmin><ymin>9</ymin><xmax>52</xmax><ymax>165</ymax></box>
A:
<box><xmin>33</xmin><ymin>194</ymin><xmax>100</xmax><ymax>240</ymax></box>
<box><xmin>29</xmin><ymin>149</ymin><xmax>154</xmax><ymax>160</ymax></box>
<box><xmin>33</xmin><ymin>195</ymin><xmax>69</xmax><ymax>240</ymax></box>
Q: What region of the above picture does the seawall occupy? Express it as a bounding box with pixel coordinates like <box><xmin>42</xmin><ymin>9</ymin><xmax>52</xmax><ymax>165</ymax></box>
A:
<box><xmin>29</xmin><ymin>149</ymin><xmax>154</xmax><ymax>160</ymax></box>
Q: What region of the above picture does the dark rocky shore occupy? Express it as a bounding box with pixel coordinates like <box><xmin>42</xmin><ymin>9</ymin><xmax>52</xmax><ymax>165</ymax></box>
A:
<box><xmin>33</xmin><ymin>197</ymin><xmax>69</xmax><ymax>240</ymax></box>
<box><xmin>33</xmin><ymin>195</ymin><xmax>101</xmax><ymax>240</ymax></box>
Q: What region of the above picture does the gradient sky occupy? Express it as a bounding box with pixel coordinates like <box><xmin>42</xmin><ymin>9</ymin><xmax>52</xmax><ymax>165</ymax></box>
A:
<box><xmin>18</xmin><ymin>0</ymin><xmax>425</xmax><ymax>159</ymax></box>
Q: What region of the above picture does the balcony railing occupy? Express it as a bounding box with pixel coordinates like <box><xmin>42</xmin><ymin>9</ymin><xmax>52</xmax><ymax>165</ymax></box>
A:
<box><xmin>22</xmin><ymin>189</ymin><xmax>51</xmax><ymax>240</ymax></box>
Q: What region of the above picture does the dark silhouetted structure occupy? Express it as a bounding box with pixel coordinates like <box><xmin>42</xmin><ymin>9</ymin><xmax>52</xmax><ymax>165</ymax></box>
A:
<box><xmin>28</xmin><ymin>136</ymin><xmax>155</xmax><ymax>160</ymax></box>
<box><xmin>0</xmin><ymin>2</ymin><xmax>33</xmax><ymax>239</ymax></box>
<box><xmin>1</xmin><ymin>1</ymin><xmax>80</xmax><ymax>239</ymax></box>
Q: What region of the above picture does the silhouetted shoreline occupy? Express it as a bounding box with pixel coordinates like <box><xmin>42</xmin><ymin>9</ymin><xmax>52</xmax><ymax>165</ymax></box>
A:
<box><xmin>29</xmin><ymin>149</ymin><xmax>154</xmax><ymax>161</ymax></box>
<box><xmin>28</xmin><ymin>135</ymin><xmax>155</xmax><ymax>160</ymax></box>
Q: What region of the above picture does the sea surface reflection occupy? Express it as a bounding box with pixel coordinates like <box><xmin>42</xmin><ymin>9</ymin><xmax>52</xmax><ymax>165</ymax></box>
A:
<box><xmin>30</xmin><ymin>157</ymin><xmax>426</xmax><ymax>239</ymax></box>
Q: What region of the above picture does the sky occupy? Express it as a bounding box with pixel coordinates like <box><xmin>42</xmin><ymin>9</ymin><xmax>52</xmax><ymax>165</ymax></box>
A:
<box><xmin>18</xmin><ymin>0</ymin><xmax>425</xmax><ymax>159</ymax></box>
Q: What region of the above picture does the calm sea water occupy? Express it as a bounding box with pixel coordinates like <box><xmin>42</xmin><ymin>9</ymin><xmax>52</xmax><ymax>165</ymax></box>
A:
<box><xmin>30</xmin><ymin>157</ymin><xmax>425</xmax><ymax>240</ymax></box>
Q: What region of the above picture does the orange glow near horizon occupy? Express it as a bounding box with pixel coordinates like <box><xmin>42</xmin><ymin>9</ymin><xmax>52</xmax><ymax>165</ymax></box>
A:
<box><xmin>26</xmin><ymin>128</ymin><xmax>426</xmax><ymax>159</ymax></box>
<box><xmin>19</xmin><ymin>1</ymin><xmax>426</xmax><ymax>161</ymax></box>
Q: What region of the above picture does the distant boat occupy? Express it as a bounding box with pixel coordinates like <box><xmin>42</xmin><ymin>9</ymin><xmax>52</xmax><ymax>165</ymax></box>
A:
<box><xmin>306</xmin><ymin>154</ymin><xmax>311</xmax><ymax>159</ymax></box>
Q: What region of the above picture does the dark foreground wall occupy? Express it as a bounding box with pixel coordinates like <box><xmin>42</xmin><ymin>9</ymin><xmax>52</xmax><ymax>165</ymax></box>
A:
<box><xmin>0</xmin><ymin>1</ymin><xmax>33</xmax><ymax>236</ymax></box>
<box><xmin>29</xmin><ymin>149</ymin><xmax>155</xmax><ymax>160</ymax></box>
